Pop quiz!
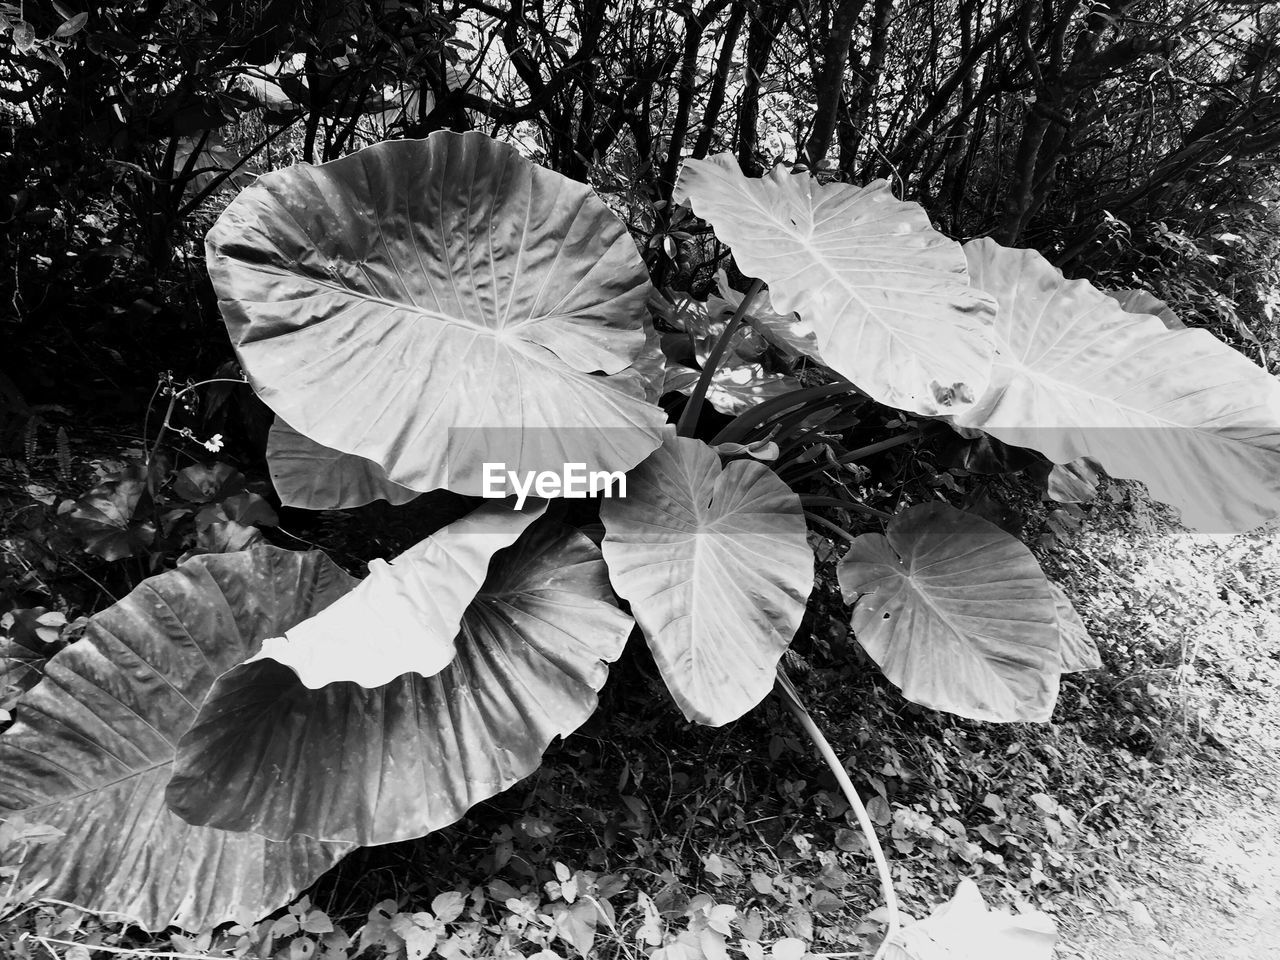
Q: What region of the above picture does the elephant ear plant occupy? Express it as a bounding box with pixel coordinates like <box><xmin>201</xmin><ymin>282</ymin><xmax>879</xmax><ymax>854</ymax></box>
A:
<box><xmin>4</xmin><ymin>132</ymin><xmax>1280</xmax><ymax>951</ymax></box>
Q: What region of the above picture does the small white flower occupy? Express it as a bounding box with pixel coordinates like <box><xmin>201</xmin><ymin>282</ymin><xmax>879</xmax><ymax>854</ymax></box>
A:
<box><xmin>202</xmin><ymin>434</ymin><xmax>225</xmax><ymax>453</ymax></box>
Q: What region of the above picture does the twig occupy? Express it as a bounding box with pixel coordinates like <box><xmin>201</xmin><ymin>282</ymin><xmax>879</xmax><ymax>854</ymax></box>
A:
<box><xmin>804</xmin><ymin>511</ymin><xmax>860</xmax><ymax>544</ymax></box>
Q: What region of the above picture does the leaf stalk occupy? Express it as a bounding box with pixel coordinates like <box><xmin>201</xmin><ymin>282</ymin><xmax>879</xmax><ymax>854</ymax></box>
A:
<box><xmin>774</xmin><ymin>671</ymin><xmax>902</xmax><ymax>958</ymax></box>
<box><xmin>676</xmin><ymin>277</ymin><xmax>765</xmax><ymax>436</ymax></box>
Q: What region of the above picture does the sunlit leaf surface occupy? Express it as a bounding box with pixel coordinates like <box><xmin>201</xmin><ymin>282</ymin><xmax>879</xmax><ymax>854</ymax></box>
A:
<box><xmin>957</xmin><ymin>239</ymin><xmax>1280</xmax><ymax>532</ymax></box>
<box><xmin>251</xmin><ymin>500</ymin><xmax>545</xmax><ymax>688</ymax></box>
<box><xmin>601</xmin><ymin>435</ymin><xmax>813</xmax><ymax>726</ymax></box>
<box><xmin>208</xmin><ymin>131</ymin><xmax>665</xmax><ymax>495</ymax></box>
<box><xmin>837</xmin><ymin>502</ymin><xmax>1060</xmax><ymax>722</ymax></box>
<box><xmin>674</xmin><ymin>154</ymin><xmax>996</xmax><ymax>416</ymax></box>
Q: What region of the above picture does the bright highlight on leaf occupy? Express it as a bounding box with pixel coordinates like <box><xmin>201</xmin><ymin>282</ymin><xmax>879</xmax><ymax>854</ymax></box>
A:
<box><xmin>956</xmin><ymin>239</ymin><xmax>1280</xmax><ymax>532</ymax></box>
<box><xmin>207</xmin><ymin>130</ymin><xmax>666</xmax><ymax>496</ymax></box>
<box><xmin>166</xmin><ymin>521</ymin><xmax>633</xmax><ymax>845</ymax></box>
<box><xmin>663</xmin><ymin>363</ymin><xmax>803</xmax><ymax>415</ymax></box>
<box><xmin>837</xmin><ymin>502</ymin><xmax>1060</xmax><ymax>723</ymax></box>
<box><xmin>601</xmin><ymin>434</ymin><xmax>813</xmax><ymax>726</ymax></box>
<box><xmin>883</xmin><ymin>879</ymin><xmax>1057</xmax><ymax>959</ymax></box>
<box><xmin>1105</xmin><ymin>287</ymin><xmax>1184</xmax><ymax>329</ymax></box>
<box><xmin>250</xmin><ymin>499</ymin><xmax>547</xmax><ymax>689</ymax></box>
<box><xmin>0</xmin><ymin>548</ymin><xmax>353</xmax><ymax>930</ymax></box>
<box><xmin>673</xmin><ymin>154</ymin><xmax>996</xmax><ymax>416</ymax></box>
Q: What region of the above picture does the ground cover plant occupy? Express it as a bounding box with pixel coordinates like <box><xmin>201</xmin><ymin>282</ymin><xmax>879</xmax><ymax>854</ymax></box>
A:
<box><xmin>4</xmin><ymin>126</ymin><xmax>1280</xmax><ymax>960</ymax></box>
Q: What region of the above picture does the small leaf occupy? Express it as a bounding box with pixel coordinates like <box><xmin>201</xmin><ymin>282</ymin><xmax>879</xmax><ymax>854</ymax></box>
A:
<box><xmin>1046</xmin><ymin>459</ymin><xmax>1101</xmax><ymax>504</ymax></box>
<box><xmin>173</xmin><ymin>463</ymin><xmax>246</xmax><ymax>503</ymax></box>
<box><xmin>663</xmin><ymin>363</ymin><xmax>803</xmax><ymax>416</ymax></box>
<box><xmin>302</xmin><ymin>911</ymin><xmax>334</xmax><ymax>934</ymax></box>
<box><xmin>771</xmin><ymin>937</ymin><xmax>807</xmax><ymax>960</ymax></box>
<box><xmin>12</xmin><ymin>21</ymin><xmax>35</xmax><ymax>53</ymax></box>
<box><xmin>552</xmin><ymin>900</ymin><xmax>597</xmax><ymax>957</ymax></box>
<box><xmin>53</xmin><ymin>12</ymin><xmax>88</xmax><ymax>37</ymax></box>
<box><xmin>198</xmin><ymin>491</ymin><xmax>278</xmax><ymax>529</ymax></box>
<box><xmin>431</xmin><ymin>892</ymin><xmax>466</xmax><ymax>923</ymax></box>
<box><xmin>737</xmin><ymin>911</ymin><xmax>762</xmax><ymax>942</ymax></box>
<box><xmin>710</xmin><ymin>270</ymin><xmax>819</xmax><ymax>360</ymax></box>
<box><xmin>699</xmin><ymin>928</ymin><xmax>729</xmax><ymax>960</ymax></box>
<box><xmin>191</xmin><ymin>519</ymin><xmax>263</xmax><ymax>555</ymax></box>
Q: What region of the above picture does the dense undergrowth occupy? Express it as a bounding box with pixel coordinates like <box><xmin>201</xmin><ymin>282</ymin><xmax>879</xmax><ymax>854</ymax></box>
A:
<box><xmin>3</xmin><ymin>423</ymin><xmax>1276</xmax><ymax>959</ymax></box>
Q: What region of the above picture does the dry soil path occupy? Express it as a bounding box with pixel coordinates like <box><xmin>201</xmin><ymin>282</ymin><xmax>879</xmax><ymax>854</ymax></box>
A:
<box><xmin>1062</xmin><ymin>537</ymin><xmax>1280</xmax><ymax>960</ymax></box>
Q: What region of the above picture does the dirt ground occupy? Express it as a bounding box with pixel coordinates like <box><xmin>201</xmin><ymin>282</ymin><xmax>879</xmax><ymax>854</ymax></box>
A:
<box><xmin>1061</xmin><ymin>534</ymin><xmax>1280</xmax><ymax>960</ymax></box>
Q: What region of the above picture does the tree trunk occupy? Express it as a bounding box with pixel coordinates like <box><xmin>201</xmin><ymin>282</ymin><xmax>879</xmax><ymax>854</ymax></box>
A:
<box><xmin>738</xmin><ymin>0</ymin><xmax>794</xmax><ymax>175</ymax></box>
<box><xmin>804</xmin><ymin>0</ymin><xmax>867</xmax><ymax>167</ymax></box>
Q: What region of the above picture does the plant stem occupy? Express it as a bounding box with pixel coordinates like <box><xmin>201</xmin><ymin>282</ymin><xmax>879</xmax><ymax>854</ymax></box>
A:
<box><xmin>774</xmin><ymin>671</ymin><xmax>902</xmax><ymax>958</ymax></box>
<box><xmin>799</xmin><ymin>494</ymin><xmax>893</xmax><ymax>521</ymax></box>
<box><xmin>712</xmin><ymin>381</ymin><xmax>858</xmax><ymax>445</ymax></box>
<box><xmin>784</xmin><ymin>428</ymin><xmax>925</xmax><ymax>485</ymax></box>
<box><xmin>146</xmin><ymin>377</ymin><xmax>248</xmax><ymax>472</ymax></box>
<box><xmin>676</xmin><ymin>277</ymin><xmax>764</xmax><ymax>436</ymax></box>
<box><xmin>803</xmin><ymin>511</ymin><xmax>859</xmax><ymax>544</ymax></box>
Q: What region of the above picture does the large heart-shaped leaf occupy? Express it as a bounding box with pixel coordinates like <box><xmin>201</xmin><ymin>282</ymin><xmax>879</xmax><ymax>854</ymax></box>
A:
<box><xmin>267</xmin><ymin>418</ymin><xmax>420</xmax><ymax>509</ymax></box>
<box><xmin>250</xmin><ymin>499</ymin><xmax>545</xmax><ymax>689</ymax></box>
<box><xmin>956</xmin><ymin>239</ymin><xmax>1280</xmax><ymax>532</ymax></box>
<box><xmin>600</xmin><ymin>435</ymin><xmax>813</xmax><ymax>726</ymax></box>
<box><xmin>836</xmin><ymin>502</ymin><xmax>1060</xmax><ymax>722</ymax></box>
<box><xmin>165</xmin><ymin>521</ymin><xmax>632</xmax><ymax>845</ymax></box>
<box><xmin>0</xmin><ymin>548</ymin><xmax>353</xmax><ymax>930</ymax></box>
<box><xmin>207</xmin><ymin>131</ymin><xmax>666</xmax><ymax>495</ymax></box>
<box><xmin>673</xmin><ymin>155</ymin><xmax>996</xmax><ymax>416</ymax></box>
